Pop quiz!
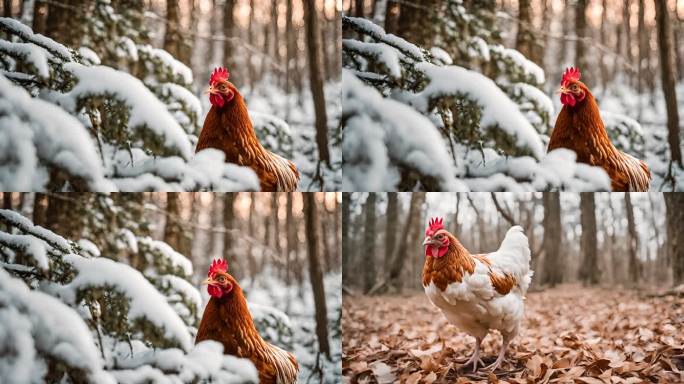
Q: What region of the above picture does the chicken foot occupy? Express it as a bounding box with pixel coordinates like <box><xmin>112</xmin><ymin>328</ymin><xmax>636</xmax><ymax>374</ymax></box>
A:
<box><xmin>462</xmin><ymin>336</ymin><xmax>485</xmax><ymax>372</ymax></box>
<box><xmin>484</xmin><ymin>336</ymin><xmax>511</xmax><ymax>372</ymax></box>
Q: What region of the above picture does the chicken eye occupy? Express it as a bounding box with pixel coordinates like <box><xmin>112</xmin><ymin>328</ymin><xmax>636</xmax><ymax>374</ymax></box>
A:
<box><xmin>218</xmin><ymin>276</ymin><xmax>225</xmax><ymax>282</ymax></box>
<box><xmin>571</xmin><ymin>85</ymin><xmax>578</xmax><ymax>91</ymax></box>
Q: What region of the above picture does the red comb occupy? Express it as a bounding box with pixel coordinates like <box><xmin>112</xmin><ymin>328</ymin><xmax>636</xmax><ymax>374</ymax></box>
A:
<box><xmin>208</xmin><ymin>258</ymin><xmax>228</xmax><ymax>277</ymax></box>
<box><xmin>426</xmin><ymin>217</ymin><xmax>445</xmax><ymax>235</ymax></box>
<box><xmin>210</xmin><ymin>67</ymin><xmax>230</xmax><ymax>84</ymax></box>
<box><xmin>561</xmin><ymin>67</ymin><xmax>581</xmax><ymax>86</ymax></box>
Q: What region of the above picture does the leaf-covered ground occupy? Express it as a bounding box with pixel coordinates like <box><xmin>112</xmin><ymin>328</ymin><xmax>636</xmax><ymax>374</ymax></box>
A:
<box><xmin>342</xmin><ymin>286</ymin><xmax>684</xmax><ymax>383</ymax></box>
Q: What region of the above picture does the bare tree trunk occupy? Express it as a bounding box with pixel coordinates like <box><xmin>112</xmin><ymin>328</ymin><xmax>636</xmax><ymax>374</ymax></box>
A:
<box><xmin>33</xmin><ymin>193</ymin><xmax>47</xmax><ymax>227</ymax></box>
<box><xmin>388</xmin><ymin>192</ymin><xmax>424</xmax><ymax>290</ymax></box>
<box><xmin>665</xmin><ymin>193</ymin><xmax>684</xmax><ymax>285</ymax></box>
<box><xmin>384</xmin><ymin>193</ymin><xmax>398</xmax><ymax>274</ymax></box>
<box><xmin>363</xmin><ymin>193</ymin><xmax>377</xmax><ymax>292</ymax></box>
<box><xmin>599</xmin><ymin>0</ymin><xmax>609</xmax><ymax>91</ymax></box>
<box><xmin>4</xmin><ymin>0</ymin><xmax>12</xmax><ymax>17</ymax></box>
<box><xmin>303</xmin><ymin>0</ymin><xmax>331</xmax><ymax>167</ymax></box>
<box><xmin>575</xmin><ymin>0</ymin><xmax>589</xmax><ymax>86</ymax></box>
<box><xmin>579</xmin><ymin>193</ymin><xmax>598</xmax><ymax>285</ymax></box>
<box><xmin>223</xmin><ymin>193</ymin><xmax>239</xmax><ymax>280</ymax></box>
<box><xmin>163</xmin><ymin>0</ymin><xmax>184</xmax><ymax>63</ymax></box>
<box><xmin>625</xmin><ymin>193</ymin><xmax>640</xmax><ymax>284</ymax></box>
<box><xmin>384</xmin><ymin>0</ymin><xmax>400</xmax><ymax>34</ymax></box>
<box><xmin>655</xmin><ymin>0</ymin><xmax>682</xmax><ymax>167</ymax></box>
<box><xmin>303</xmin><ymin>193</ymin><xmax>331</xmax><ymax>359</ymax></box>
<box><xmin>223</xmin><ymin>0</ymin><xmax>238</xmax><ymax>85</ymax></box>
<box><xmin>354</xmin><ymin>0</ymin><xmax>363</xmax><ymax>17</ymax></box>
<box><xmin>342</xmin><ymin>193</ymin><xmax>351</xmax><ymax>285</ymax></box>
<box><xmin>283</xmin><ymin>0</ymin><xmax>294</xmax><ymax>118</ymax></box>
<box><xmin>396</xmin><ymin>0</ymin><xmax>442</xmax><ymax>48</ymax></box>
<box><xmin>247</xmin><ymin>0</ymin><xmax>256</xmax><ymax>90</ymax></box>
<box><xmin>285</xmin><ymin>192</ymin><xmax>297</xmax><ymax>286</ymax></box>
<box><xmin>164</xmin><ymin>193</ymin><xmax>183</xmax><ymax>252</ymax></box>
<box><xmin>541</xmin><ymin>193</ymin><xmax>562</xmax><ymax>287</ymax></box>
<box><xmin>637</xmin><ymin>0</ymin><xmax>646</xmax><ymax>116</ymax></box>
<box><xmin>515</xmin><ymin>0</ymin><xmax>536</xmax><ymax>63</ymax></box>
<box><xmin>32</xmin><ymin>0</ymin><xmax>46</xmax><ymax>34</ymax></box>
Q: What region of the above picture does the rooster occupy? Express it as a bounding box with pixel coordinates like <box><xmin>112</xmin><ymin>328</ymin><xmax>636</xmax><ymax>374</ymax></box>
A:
<box><xmin>548</xmin><ymin>67</ymin><xmax>651</xmax><ymax>191</ymax></box>
<box><xmin>421</xmin><ymin>218</ymin><xmax>533</xmax><ymax>372</ymax></box>
<box><xmin>196</xmin><ymin>259</ymin><xmax>299</xmax><ymax>383</ymax></box>
<box><xmin>196</xmin><ymin>67</ymin><xmax>300</xmax><ymax>191</ymax></box>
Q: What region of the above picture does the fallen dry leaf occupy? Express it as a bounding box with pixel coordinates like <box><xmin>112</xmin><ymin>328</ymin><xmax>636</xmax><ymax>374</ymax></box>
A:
<box><xmin>342</xmin><ymin>285</ymin><xmax>684</xmax><ymax>383</ymax></box>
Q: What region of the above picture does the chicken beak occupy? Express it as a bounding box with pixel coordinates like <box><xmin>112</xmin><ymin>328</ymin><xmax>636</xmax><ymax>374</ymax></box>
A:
<box><xmin>201</xmin><ymin>277</ymin><xmax>215</xmax><ymax>285</ymax></box>
<box><xmin>557</xmin><ymin>86</ymin><xmax>569</xmax><ymax>94</ymax></box>
<box><xmin>206</xmin><ymin>85</ymin><xmax>217</xmax><ymax>95</ymax></box>
<box><xmin>422</xmin><ymin>236</ymin><xmax>433</xmax><ymax>246</ymax></box>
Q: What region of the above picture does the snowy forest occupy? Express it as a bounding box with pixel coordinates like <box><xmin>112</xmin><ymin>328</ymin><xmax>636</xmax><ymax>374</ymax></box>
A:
<box><xmin>0</xmin><ymin>192</ymin><xmax>342</xmax><ymax>383</ymax></box>
<box><xmin>342</xmin><ymin>192</ymin><xmax>684</xmax><ymax>382</ymax></box>
<box><xmin>342</xmin><ymin>0</ymin><xmax>684</xmax><ymax>192</ymax></box>
<box><xmin>0</xmin><ymin>0</ymin><xmax>340</xmax><ymax>191</ymax></box>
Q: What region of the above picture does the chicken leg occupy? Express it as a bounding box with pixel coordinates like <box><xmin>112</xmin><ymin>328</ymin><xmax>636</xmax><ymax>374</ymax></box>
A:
<box><xmin>484</xmin><ymin>336</ymin><xmax>511</xmax><ymax>372</ymax></box>
<box><xmin>462</xmin><ymin>336</ymin><xmax>485</xmax><ymax>372</ymax></box>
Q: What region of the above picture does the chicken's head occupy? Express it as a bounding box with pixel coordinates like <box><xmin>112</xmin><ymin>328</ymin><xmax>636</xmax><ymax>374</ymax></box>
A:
<box><xmin>558</xmin><ymin>67</ymin><xmax>587</xmax><ymax>107</ymax></box>
<box><xmin>207</xmin><ymin>67</ymin><xmax>236</xmax><ymax>108</ymax></box>
<box><xmin>202</xmin><ymin>258</ymin><xmax>237</xmax><ymax>299</ymax></box>
<box><xmin>423</xmin><ymin>217</ymin><xmax>450</xmax><ymax>258</ymax></box>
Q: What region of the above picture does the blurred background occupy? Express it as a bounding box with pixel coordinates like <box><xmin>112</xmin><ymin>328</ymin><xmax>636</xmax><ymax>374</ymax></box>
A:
<box><xmin>343</xmin><ymin>192</ymin><xmax>684</xmax><ymax>292</ymax></box>
<box><xmin>0</xmin><ymin>192</ymin><xmax>342</xmax><ymax>383</ymax></box>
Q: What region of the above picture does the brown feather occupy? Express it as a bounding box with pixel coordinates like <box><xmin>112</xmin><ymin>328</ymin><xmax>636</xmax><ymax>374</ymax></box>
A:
<box><xmin>195</xmin><ymin>277</ymin><xmax>299</xmax><ymax>384</ymax></box>
<box><xmin>422</xmin><ymin>234</ymin><xmax>517</xmax><ymax>295</ymax></box>
<box><xmin>549</xmin><ymin>85</ymin><xmax>651</xmax><ymax>191</ymax></box>
<box><xmin>196</xmin><ymin>90</ymin><xmax>300</xmax><ymax>192</ymax></box>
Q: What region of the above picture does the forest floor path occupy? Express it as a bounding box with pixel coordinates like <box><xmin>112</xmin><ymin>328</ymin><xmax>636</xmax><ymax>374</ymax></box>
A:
<box><xmin>342</xmin><ymin>285</ymin><xmax>683</xmax><ymax>383</ymax></box>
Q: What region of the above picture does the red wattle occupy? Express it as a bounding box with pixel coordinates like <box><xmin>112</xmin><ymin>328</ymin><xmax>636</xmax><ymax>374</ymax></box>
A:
<box><xmin>425</xmin><ymin>246</ymin><xmax>448</xmax><ymax>258</ymax></box>
<box><xmin>207</xmin><ymin>284</ymin><xmax>223</xmax><ymax>298</ymax></box>
<box><xmin>560</xmin><ymin>93</ymin><xmax>576</xmax><ymax>107</ymax></box>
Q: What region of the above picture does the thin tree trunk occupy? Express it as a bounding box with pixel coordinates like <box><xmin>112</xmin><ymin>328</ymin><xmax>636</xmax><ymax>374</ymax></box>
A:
<box><xmin>248</xmin><ymin>0</ymin><xmax>256</xmax><ymax>90</ymax></box>
<box><xmin>163</xmin><ymin>0</ymin><xmax>184</xmax><ymax>63</ymax></box>
<box><xmin>285</xmin><ymin>0</ymin><xmax>294</xmax><ymax>118</ymax></box>
<box><xmin>665</xmin><ymin>193</ymin><xmax>684</xmax><ymax>285</ymax></box>
<box><xmin>515</xmin><ymin>0</ymin><xmax>536</xmax><ymax>63</ymax></box>
<box><xmin>163</xmin><ymin>193</ymin><xmax>183</xmax><ymax>252</ymax></box>
<box><xmin>579</xmin><ymin>193</ymin><xmax>598</xmax><ymax>285</ymax></box>
<box><xmin>223</xmin><ymin>193</ymin><xmax>239</xmax><ymax>280</ymax></box>
<box><xmin>342</xmin><ymin>193</ymin><xmax>351</xmax><ymax>285</ymax></box>
<box><xmin>303</xmin><ymin>193</ymin><xmax>330</xmax><ymax>358</ymax></box>
<box><xmin>388</xmin><ymin>192</ymin><xmax>424</xmax><ymax>290</ymax></box>
<box><xmin>625</xmin><ymin>193</ymin><xmax>640</xmax><ymax>284</ymax></box>
<box><xmin>384</xmin><ymin>193</ymin><xmax>398</xmax><ymax>274</ymax></box>
<box><xmin>363</xmin><ymin>193</ymin><xmax>376</xmax><ymax>292</ymax></box>
<box><xmin>541</xmin><ymin>193</ymin><xmax>562</xmax><ymax>287</ymax></box>
<box><xmin>575</xmin><ymin>0</ymin><xmax>589</xmax><ymax>86</ymax></box>
<box><xmin>637</xmin><ymin>0</ymin><xmax>646</xmax><ymax>116</ymax></box>
<box><xmin>655</xmin><ymin>0</ymin><xmax>682</xmax><ymax>167</ymax></box>
<box><xmin>372</xmin><ymin>0</ymin><xmax>387</xmax><ymax>28</ymax></box>
<box><xmin>3</xmin><ymin>0</ymin><xmax>11</xmax><ymax>17</ymax></box>
<box><xmin>303</xmin><ymin>0</ymin><xmax>331</xmax><ymax>167</ymax></box>
<box><xmin>223</xmin><ymin>0</ymin><xmax>238</xmax><ymax>85</ymax></box>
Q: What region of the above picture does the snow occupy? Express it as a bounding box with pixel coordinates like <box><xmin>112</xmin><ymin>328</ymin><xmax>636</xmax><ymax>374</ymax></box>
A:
<box><xmin>109</xmin><ymin>341</ymin><xmax>258</xmax><ymax>384</ymax></box>
<box><xmin>59</xmin><ymin>254</ymin><xmax>193</xmax><ymax>351</ymax></box>
<box><xmin>412</xmin><ymin>62</ymin><xmax>545</xmax><ymax>159</ymax></box>
<box><xmin>0</xmin><ymin>74</ymin><xmax>113</xmax><ymax>191</ymax></box>
<box><xmin>343</xmin><ymin>16</ymin><xmax>424</xmax><ymax>61</ymax></box>
<box><xmin>0</xmin><ymin>17</ymin><xmax>73</xmax><ymax>61</ymax></box>
<box><xmin>77</xmin><ymin>46</ymin><xmax>102</xmax><ymax>65</ymax></box>
<box><xmin>489</xmin><ymin>44</ymin><xmax>545</xmax><ymax>84</ymax></box>
<box><xmin>342</xmin><ymin>70</ymin><xmax>467</xmax><ymax>191</ymax></box>
<box><xmin>0</xmin><ymin>232</ymin><xmax>48</xmax><ymax>271</ymax></box>
<box><xmin>510</xmin><ymin>82</ymin><xmax>555</xmax><ymax>122</ymax></box>
<box><xmin>61</xmin><ymin>63</ymin><xmax>193</xmax><ymax>159</ymax></box>
<box><xmin>78</xmin><ymin>239</ymin><xmax>101</xmax><ymax>257</ymax></box>
<box><xmin>342</xmin><ymin>39</ymin><xmax>403</xmax><ymax>78</ymax></box>
<box><xmin>158</xmin><ymin>82</ymin><xmax>202</xmax><ymax>123</ymax></box>
<box><xmin>0</xmin><ymin>40</ymin><xmax>50</xmax><ymax>78</ymax></box>
<box><xmin>429</xmin><ymin>47</ymin><xmax>453</xmax><ymax>65</ymax></box>
<box><xmin>158</xmin><ymin>274</ymin><xmax>203</xmax><ymax>315</ymax></box>
<box><xmin>0</xmin><ymin>209</ymin><xmax>72</xmax><ymax>252</ymax></box>
<box><xmin>138</xmin><ymin>237</ymin><xmax>193</xmax><ymax>277</ymax></box>
<box><xmin>109</xmin><ymin>148</ymin><xmax>260</xmax><ymax>191</ymax></box>
<box><xmin>0</xmin><ymin>268</ymin><xmax>115</xmax><ymax>384</ymax></box>
<box><xmin>137</xmin><ymin>44</ymin><xmax>193</xmax><ymax>85</ymax></box>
